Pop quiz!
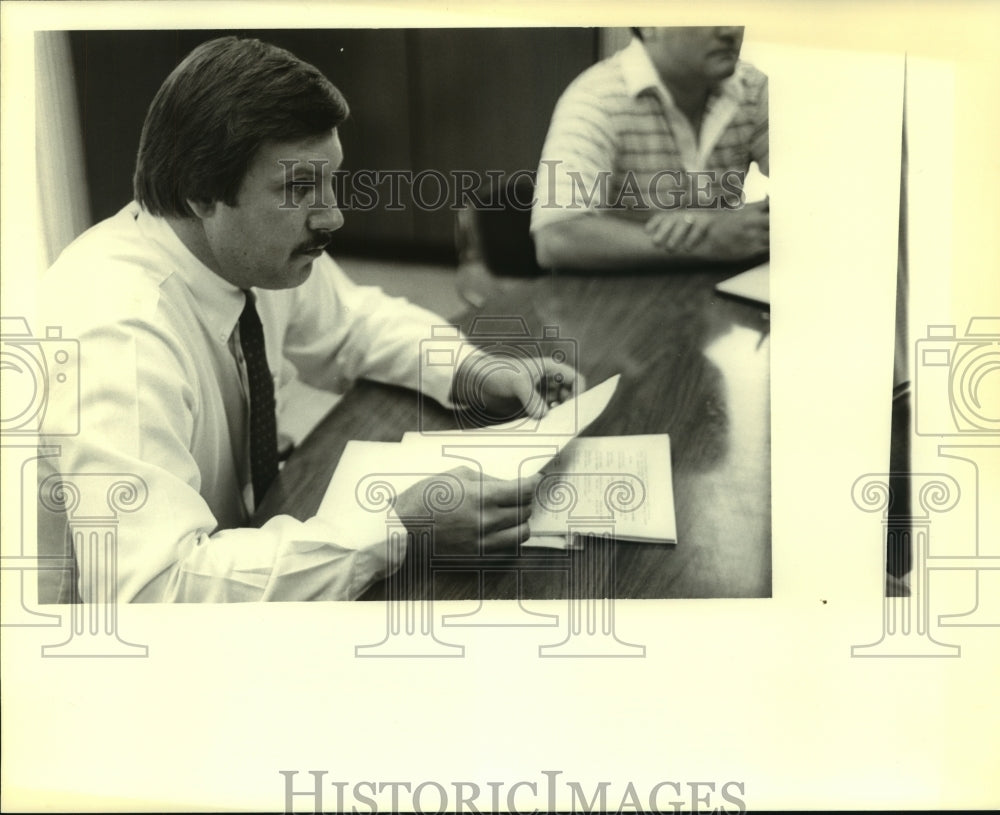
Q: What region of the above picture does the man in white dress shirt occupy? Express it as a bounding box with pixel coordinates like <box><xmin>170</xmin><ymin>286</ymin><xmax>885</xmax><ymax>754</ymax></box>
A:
<box><xmin>532</xmin><ymin>26</ymin><xmax>769</xmax><ymax>269</ymax></box>
<box><xmin>39</xmin><ymin>36</ymin><xmax>576</xmax><ymax>602</ymax></box>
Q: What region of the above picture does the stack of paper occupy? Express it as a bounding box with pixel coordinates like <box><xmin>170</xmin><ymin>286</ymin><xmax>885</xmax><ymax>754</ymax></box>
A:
<box><xmin>317</xmin><ymin>375</ymin><xmax>677</xmax><ymax>549</ymax></box>
<box><xmin>529</xmin><ymin>434</ymin><xmax>676</xmax><ymax>548</ymax></box>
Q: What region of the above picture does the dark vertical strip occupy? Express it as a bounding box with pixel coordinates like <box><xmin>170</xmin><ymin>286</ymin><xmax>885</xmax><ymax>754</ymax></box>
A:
<box><xmin>888</xmin><ymin>57</ymin><xmax>912</xmax><ymax>588</ymax></box>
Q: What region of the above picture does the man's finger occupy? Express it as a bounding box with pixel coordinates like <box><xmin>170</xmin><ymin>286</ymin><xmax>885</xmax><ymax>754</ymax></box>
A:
<box><xmin>649</xmin><ymin>216</ymin><xmax>680</xmax><ymax>248</ymax></box>
<box><xmin>664</xmin><ymin>218</ymin><xmax>694</xmax><ymax>252</ymax></box>
<box><xmin>507</xmin><ymin>368</ymin><xmax>546</xmax><ymax>419</ymax></box>
<box><xmin>478</xmin><ymin>503</ymin><xmax>529</xmax><ymax>534</ymax></box>
<box><xmin>681</xmin><ymin>218</ymin><xmax>710</xmax><ymax>252</ymax></box>
<box><xmin>483</xmin><ymin>520</ymin><xmax>532</xmax><ymax>551</ymax></box>
<box><xmin>542</xmin><ymin>360</ymin><xmax>579</xmax><ymax>403</ymax></box>
<box><xmin>542</xmin><ymin>358</ymin><xmax>577</xmax><ymax>382</ymax></box>
<box><xmin>643</xmin><ymin>213</ymin><xmax>668</xmax><ymax>235</ymax></box>
<box><xmin>448</xmin><ymin>465</ymin><xmax>480</xmax><ymax>481</ymax></box>
<box><xmin>483</xmin><ymin>473</ymin><xmax>538</xmax><ymax>506</ymax></box>
<box><xmin>521</xmin><ymin>393</ymin><xmax>547</xmax><ymax>420</ymax></box>
<box><xmin>480</xmin><ymin>491</ymin><xmax>536</xmax><ymax>533</ymax></box>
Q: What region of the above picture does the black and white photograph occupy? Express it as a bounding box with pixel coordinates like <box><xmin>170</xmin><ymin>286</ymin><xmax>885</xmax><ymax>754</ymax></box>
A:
<box><xmin>2</xmin><ymin>1</ymin><xmax>997</xmax><ymax>812</ymax></box>
<box><xmin>31</xmin><ymin>26</ymin><xmax>771</xmax><ymax>607</ymax></box>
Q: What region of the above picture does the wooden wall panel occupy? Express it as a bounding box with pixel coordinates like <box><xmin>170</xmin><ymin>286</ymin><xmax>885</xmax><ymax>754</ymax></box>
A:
<box><xmin>69</xmin><ymin>28</ymin><xmax>597</xmax><ymax>260</ymax></box>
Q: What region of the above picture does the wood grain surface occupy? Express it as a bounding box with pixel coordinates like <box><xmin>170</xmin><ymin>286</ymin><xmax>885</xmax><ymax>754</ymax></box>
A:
<box><xmin>256</xmin><ymin>265</ymin><xmax>771</xmax><ymax>600</ymax></box>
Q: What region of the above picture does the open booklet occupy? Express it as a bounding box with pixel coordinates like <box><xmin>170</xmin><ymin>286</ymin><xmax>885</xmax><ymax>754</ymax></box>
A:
<box><xmin>317</xmin><ymin>375</ymin><xmax>676</xmax><ymax>550</ymax></box>
<box><xmin>528</xmin><ymin>434</ymin><xmax>675</xmax><ymax>549</ymax></box>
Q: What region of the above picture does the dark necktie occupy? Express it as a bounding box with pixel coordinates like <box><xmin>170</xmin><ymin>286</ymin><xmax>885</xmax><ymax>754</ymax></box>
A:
<box><xmin>239</xmin><ymin>291</ymin><xmax>279</xmax><ymax>507</ymax></box>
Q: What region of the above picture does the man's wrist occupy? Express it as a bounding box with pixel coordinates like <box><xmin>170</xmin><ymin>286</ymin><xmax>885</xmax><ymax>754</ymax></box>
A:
<box><xmin>448</xmin><ymin>346</ymin><xmax>488</xmax><ymax>408</ymax></box>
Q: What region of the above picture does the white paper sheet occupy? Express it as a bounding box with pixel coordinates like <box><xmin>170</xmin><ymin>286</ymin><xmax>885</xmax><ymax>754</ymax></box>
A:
<box><xmin>401</xmin><ymin>374</ymin><xmax>621</xmax><ymax>478</ymax></box>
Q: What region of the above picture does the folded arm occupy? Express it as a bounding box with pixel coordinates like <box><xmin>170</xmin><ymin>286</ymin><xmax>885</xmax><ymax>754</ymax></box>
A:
<box><xmin>534</xmin><ymin>201</ymin><xmax>769</xmax><ymax>271</ymax></box>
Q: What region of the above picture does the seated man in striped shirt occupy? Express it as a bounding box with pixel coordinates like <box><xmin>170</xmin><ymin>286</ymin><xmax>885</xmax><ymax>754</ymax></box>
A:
<box><xmin>531</xmin><ymin>26</ymin><xmax>769</xmax><ymax>270</ymax></box>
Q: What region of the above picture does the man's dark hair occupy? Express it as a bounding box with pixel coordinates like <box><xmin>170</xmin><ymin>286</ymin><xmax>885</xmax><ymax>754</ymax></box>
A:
<box><xmin>134</xmin><ymin>36</ymin><xmax>350</xmax><ymax>217</ymax></box>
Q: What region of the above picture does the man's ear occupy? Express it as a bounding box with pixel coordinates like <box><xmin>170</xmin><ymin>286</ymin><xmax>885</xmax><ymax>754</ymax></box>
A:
<box><xmin>186</xmin><ymin>198</ymin><xmax>217</xmax><ymax>220</ymax></box>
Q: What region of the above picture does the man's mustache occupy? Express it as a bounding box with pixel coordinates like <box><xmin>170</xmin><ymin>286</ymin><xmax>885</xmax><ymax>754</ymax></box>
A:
<box><xmin>297</xmin><ymin>231</ymin><xmax>333</xmax><ymax>253</ymax></box>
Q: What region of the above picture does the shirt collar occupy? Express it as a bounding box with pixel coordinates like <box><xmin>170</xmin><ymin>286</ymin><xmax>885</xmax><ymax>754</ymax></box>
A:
<box><xmin>619</xmin><ymin>36</ymin><xmax>746</xmax><ymax>109</ymax></box>
<box><xmin>131</xmin><ymin>202</ymin><xmax>247</xmax><ymax>344</ymax></box>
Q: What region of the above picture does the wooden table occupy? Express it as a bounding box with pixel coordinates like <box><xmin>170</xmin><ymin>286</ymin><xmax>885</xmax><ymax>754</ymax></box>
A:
<box><xmin>256</xmin><ymin>266</ymin><xmax>771</xmax><ymax>600</ymax></box>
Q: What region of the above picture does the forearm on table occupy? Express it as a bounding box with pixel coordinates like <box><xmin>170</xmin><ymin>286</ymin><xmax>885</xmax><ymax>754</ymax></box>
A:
<box><xmin>533</xmin><ymin>214</ymin><xmax>679</xmax><ymax>271</ymax></box>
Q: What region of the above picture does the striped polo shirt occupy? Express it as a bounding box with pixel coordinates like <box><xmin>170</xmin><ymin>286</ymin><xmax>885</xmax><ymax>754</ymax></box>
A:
<box><xmin>531</xmin><ymin>37</ymin><xmax>768</xmax><ymax>231</ymax></box>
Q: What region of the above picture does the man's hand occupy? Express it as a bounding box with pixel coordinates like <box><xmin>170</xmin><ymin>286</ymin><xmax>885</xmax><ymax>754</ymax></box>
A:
<box><xmin>645</xmin><ymin>209</ymin><xmax>714</xmax><ymax>254</ymax></box>
<box><xmin>396</xmin><ymin>467</ymin><xmax>537</xmax><ymax>554</ymax></box>
<box><xmin>645</xmin><ymin>199</ymin><xmax>769</xmax><ymax>261</ymax></box>
<box><xmin>697</xmin><ymin>199</ymin><xmax>769</xmax><ymax>260</ymax></box>
<box><xmin>452</xmin><ymin>350</ymin><xmax>584</xmax><ymax>422</ymax></box>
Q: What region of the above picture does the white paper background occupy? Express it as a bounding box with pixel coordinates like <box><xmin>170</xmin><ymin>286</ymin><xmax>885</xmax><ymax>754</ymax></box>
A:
<box><xmin>2</xmin><ymin>1</ymin><xmax>998</xmax><ymax>811</ymax></box>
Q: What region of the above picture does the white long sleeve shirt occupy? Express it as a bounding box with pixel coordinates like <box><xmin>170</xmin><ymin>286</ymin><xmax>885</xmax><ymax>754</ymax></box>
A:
<box><xmin>40</xmin><ymin>202</ymin><xmax>457</xmax><ymax>602</ymax></box>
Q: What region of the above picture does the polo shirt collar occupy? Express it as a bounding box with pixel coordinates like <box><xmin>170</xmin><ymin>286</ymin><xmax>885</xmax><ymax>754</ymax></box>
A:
<box><xmin>619</xmin><ymin>36</ymin><xmax>745</xmax><ymax>109</ymax></box>
<box><xmin>132</xmin><ymin>202</ymin><xmax>247</xmax><ymax>343</ymax></box>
